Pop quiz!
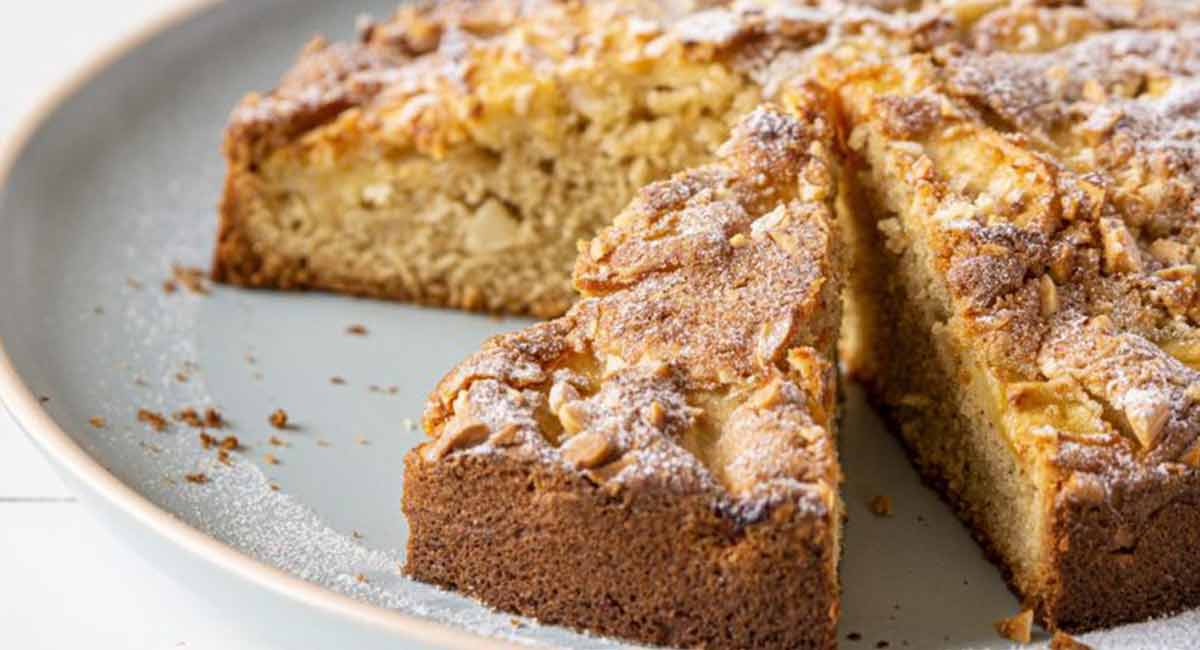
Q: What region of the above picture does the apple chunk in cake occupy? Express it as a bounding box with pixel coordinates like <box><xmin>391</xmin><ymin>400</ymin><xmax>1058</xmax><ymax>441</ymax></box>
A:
<box><xmin>402</xmin><ymin>101</ymin><xmax>845</xmax><ymax>650</ymax></box>
<box><xmin>825</xmin><ymin>15</ymin><xmax>1200</xmax><ymax>633</ymax></box>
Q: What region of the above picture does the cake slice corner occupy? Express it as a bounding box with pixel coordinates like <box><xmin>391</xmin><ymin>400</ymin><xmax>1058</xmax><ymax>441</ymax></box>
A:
<box><xmin>402</xmin><ymin>100</ymin><xmax>846</xmax><ymax>650</ymax></box>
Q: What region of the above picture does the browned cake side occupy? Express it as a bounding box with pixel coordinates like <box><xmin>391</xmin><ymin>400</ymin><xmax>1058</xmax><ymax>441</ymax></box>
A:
<box><xmin>213</xmin><ymin>0</ymin><xmax>945</xmax><ymax>316</ymax></box>
<box><xmin>403</xmin><ymin>100</ymin><xmax>845</xmax><ymax>649</ymax></box>
<box><xmin>824</xmin><ymin>4</ymin><xmax>1200</xmax><ymax>633</ymax></box>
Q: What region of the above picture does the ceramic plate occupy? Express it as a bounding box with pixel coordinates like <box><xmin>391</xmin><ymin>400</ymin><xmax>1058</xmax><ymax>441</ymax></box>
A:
<box><xmin>0</xmin><ymin>2</ymin><xmax>1195</xmax><ymax>648</ymax></box>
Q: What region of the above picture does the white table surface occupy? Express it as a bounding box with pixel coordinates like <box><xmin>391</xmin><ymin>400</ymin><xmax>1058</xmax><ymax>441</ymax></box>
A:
<box><xmin>0</xmin><ymin>3</ymin><xmax>270</xmax><ymax>648</ymax></box>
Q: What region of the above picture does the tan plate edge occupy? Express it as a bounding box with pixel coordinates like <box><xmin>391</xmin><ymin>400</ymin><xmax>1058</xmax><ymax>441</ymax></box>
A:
<box><xmin>0</xmin><ymin>3</ymin><xmax>520</xmax><ymax>649</ymax></box>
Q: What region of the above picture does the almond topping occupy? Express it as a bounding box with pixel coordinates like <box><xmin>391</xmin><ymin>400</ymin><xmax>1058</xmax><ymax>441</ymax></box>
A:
<box><xmin>424</xmin><ymin>416</ymin><xmax>490</xmax><ymax>461</ymax></box>
<box><xmin>1099</xmin><ymin>217</ymin><xmax>1143</xmax><ymax>274</ymax></box>
<box><xmin>1124</xmin><ymin>398</ymin><xmax>1169</xmax><ymax>449</ymax></box>
<box><xmin>548</xmin><ymin>380</ymin><xmax>581</xmax><ymax>414</ymax></box>
<box><xmin>751</xmin><ymin>379</ymin><xmax>787</xmax><ymax>410</ymax></box>
<box><xmin>589</xmin><ymin>236</ymin><xmax>612</xmax><ymax>261</ymax></box>
<box><xmin>561</xmin><ymin>431</ymin><xmax>616</xmax><ymax>469</ymax></box>
<box><xmin>1038</xmin><ymin>274</ymin><xmax>1059</xmax><ymax>317</ymax></box>
<box><xmin>645</xmin><ymin>400</ymin><xmax>667</xmax><ymax>428</ymax></box>
<box><xmin>558</xmin><ymin>401</ymin><xmax>588</xmax><ymax>436</ymax></box>
<box><xmin>490</xmin><ymin>423</ymin><xmax>522</xmax><ymax>447</ymax></box>
<box><xmin>1150</xmin><ymin>238</ymin><xmax>1189</xmax><ymax>265</ymax></box>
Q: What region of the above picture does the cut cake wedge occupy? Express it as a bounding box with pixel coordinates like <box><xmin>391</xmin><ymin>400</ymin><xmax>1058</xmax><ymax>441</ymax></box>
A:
<box><xmin>402</xmin><ymin>100</ymin><xmax>845</xmax><ymax>650</ymax></box>
<box><xmin>825</xmin><ymin>8</ymin><xmax>1200</xmax><ymax>633</ymax></box>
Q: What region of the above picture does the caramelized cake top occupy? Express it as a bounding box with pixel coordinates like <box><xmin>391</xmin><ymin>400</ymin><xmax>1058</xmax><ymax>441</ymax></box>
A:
<box><xmin>223</xmin><ymin>1</ymin><xmax>952</xmax><ymax>167</ymax></box>
<box><xmin>825</xmin><ymin>5</ymin><xmax>1200</xmax><ymax>482</ymax></box>
<box><xmin>417</xmin><ymin>99</ymin><xmax>844</xmax><ymax>523</ymax></box>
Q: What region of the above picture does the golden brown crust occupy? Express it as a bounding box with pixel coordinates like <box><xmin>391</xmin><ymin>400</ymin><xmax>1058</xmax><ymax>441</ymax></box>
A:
<box><xmin>403</xmin><ymin>103</ymin><xmax>844</xmax><ymax>648</ymax></box>
<box><xmin>212</xmin><ymin>0</ymin><xmax>951</xmax><ymax>315</ymax></box>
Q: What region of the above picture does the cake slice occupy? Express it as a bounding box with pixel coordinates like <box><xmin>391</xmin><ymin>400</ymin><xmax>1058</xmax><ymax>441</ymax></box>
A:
<box><xmin>402</xmin><ymin>100</ymin><xmax>845</xmax><ymax>649</ymax></box>
<box><xmin>824</xmin><ymin>10</ymin><xmax>1200</xmax><ymax>632</ymax></box>
<box><xmin>213</xmin><ymin>0</ymin><xmax>944</xmax><ymax>316</ymax></box>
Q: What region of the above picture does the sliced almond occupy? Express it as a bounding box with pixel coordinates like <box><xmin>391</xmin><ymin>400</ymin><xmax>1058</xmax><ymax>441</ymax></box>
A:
<box><xmin>562</xmin><ymin>431</ymin><xmax>616</xmax><ymax>469</ymax></box>
<box><xmin>1124</xmin><ymin>398</ymin><xmax>1169</xmax><ymax>450</ymax></box>
<box><xmin>1150</xmin><ymin>238</ymin><xmax>1190</xmax><ymax>265</ymax></box>
<box><xmin>490</xmin><ymin>423</ymin><xmax>522</xmax><ymax>447</ymax></box>
<box><xmin>1038</xmin><ymin>274</ymin><xmax>1059</xmax><ymax>317</ymax></box>
<box><xmin>1099</xmin><ymin>217</ymin><xmax>1143</xmax><ymax>275</ymax></box>
<box><xmin>548</xmin><ymin>380</ymin><xmax>581</xmax><ymax>414</ymax></box>
<box><xmin>589</xmin><ymin>236</ymin><xmax>612</xmax><ymax>261</ymax></box>
<box><xmin>645</xmin><ymin>400</ymin><xmax>667</xmax><ymax>428</ymax></box>
<box><xmin>424</xmin><ymin>416</ymin><xmax>490</xmax><ymax>461</ymax></box>
<box><xmin>558</xmin><ymin>401</ymin><xmax>588</xmax><ymax>436</ymax></box>
<box><xmin>750</xmin><ymin>379</ymin><xmax>787</xmax><ymax>410</ymax></box>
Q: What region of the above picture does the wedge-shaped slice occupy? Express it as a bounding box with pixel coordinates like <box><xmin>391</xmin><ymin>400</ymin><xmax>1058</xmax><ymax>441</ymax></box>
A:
<box><xmin>213</xmin><ymin>0</ymin><xmax>944</xmax><ymax>316</ymax></box>
<box><xmin>824</xmin><ymin>14</ymin><xmax>1200</xmax><ymax>633</ymax></box>
<box><xmin>402</xmin><ymin>101</ymin><xmax>844</xmax><ymax>649</ymax></box>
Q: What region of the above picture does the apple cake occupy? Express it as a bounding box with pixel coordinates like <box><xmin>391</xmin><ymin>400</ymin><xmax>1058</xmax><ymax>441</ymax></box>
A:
<box><xmin>823</xmin><ymin>6</ymin><xmax>1200</xmax><ymax>633</ymax></box>
<box><xmin>212</xmin><ymin>0</ymin><xmax>945</xmax><ymax>316</ymax></box>
<box><xmin>402</xmin><ymin>100</ymin><xmax>845</xmax><ymax>649</ymax></box>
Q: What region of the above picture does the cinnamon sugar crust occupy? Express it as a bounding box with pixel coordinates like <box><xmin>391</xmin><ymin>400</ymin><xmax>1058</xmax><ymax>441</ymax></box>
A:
<box><xmin>825</xmin><ymin>4</ymin><xmax>1200</xmax><ymax>634</ymax></box>
<box><xmin>403</xmin><ymin>102</ymin><xmax>845</xmax><ymax>649</ymax></box>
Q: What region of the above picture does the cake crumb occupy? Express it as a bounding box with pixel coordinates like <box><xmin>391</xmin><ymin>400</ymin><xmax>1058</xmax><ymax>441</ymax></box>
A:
<box><xmin>199</xmin><ymin>432</ymin><xmax>217</xmax><ymax>449</ymax></box>
<box><xmin>269</xmin><ymin>409</ymin><xmax>289</xmax><ymax>429</ymax></box>
<box><xmin>218</xmin><ymin>435</ymin><xmax>240</xmax><ymax>451</ymax></box>
<box><xmin>268</xmin><ymin>483</ymin><xmax>280</xmax><ymax>492</ymax></box>
<box><xmin>137</xmin><ymin>409</ymin><xmax>168</xmax><ymax>432</ymax></box>
<box><xmin>869</xmin><ymin>495</ymin><xmax>892</xmax><ymax>517</ymax></box>
<box><xmin>184</xmin><ymin>473</ymin><xmax>208</xmax><ymax>485</ymax></box>
<box><xmin>268</xmin><ymin>435</ymin><xmax>288</xmax><ymax>447</ymax></box>
<box><xmin>994</xmin><ymin>609</ymin><xmax>1033</xmax><ymax>644</ymax></box>
<box><xmin>174</xmin><ymin>371</ymin><xmax>190</xmax><ymax>383</ymax></box>
<box><xmin>355</xmin><ymin>573</ymin><xmax>368</xmax><ymax>584</ymax></box>
<box><xmin>330</xmin><ymin>376</ymin><xmax>347</xmax><ymax>385</ymax></box>
<box><xmin>204</xmin><ymin>408</ymin><xmax>224</xmax><ymax>428</ymax></box>
<box><xmin>126</xmin><ymin>277</ymin><xmax>143</xmax><ymax>289</ymax></box>
<box><xmin>847</xmin><ymin>632</ymin><xmax>862</xmax><ymax>641</ymax></box>
<box><xmin>139</xmin><ymin>441</ymin><xmax>162</xmax><ymax>454</ymax></box>
<box><xmin>163</xmin><ymin>280</ymin><xmax>177</xmax><ymax>294</ymax></box>
<box><xmin>89</xmin><ymin>416</ymin><xmax>106</xmax><ymax>429</ymax></box>
<box><xmin>175</xmin><ymin>408</ymin><xmax>203</xmax><ymax>428</ymax></box>
<box><xmin>264</xmin><ymin>453</ymin><xmax>281</xmax><ymax>465</ymax></box>
<box><xmin>170</xmin><ymin>264</ymin><xmax>210</xmax><ymax>295</ymax></box>
<box><xmin>352</xmin><ymin>530</ymin><xmax>363</xmax><ymax>540</ymax></box>
<box><xmin>38</xmin><ymin>396</ymin><xmax>50</xmax><ymax>403</ymax></box>
<box><xmin>346</xmin><ymin>324</ymin><xmax>369</xmax><ymax>336</ymax></box>
<box><xmin>217</xmin><ymin>449</ymin><xmax>232</xmax><ymax>465</ymax></box>
<box><xmin>509</xmin><ymin>618</ymin><xmax>524</xmax><ymax>629</ymax></box>
<box><xmin>316</xmin><ymin>439</ymin><xmax>332</xmax><ymax>447</ymax></box>
<box><xmin>355</xmin><ymin>436</ymin><xmax>371</xmax><ymax>446</ymax></box>
<box><xmin>1051</xmin><ymin>631</ymin><xmax>1092</xmax><ymax>650</ymax></box>
<box><xmin>876</xmin><ymin>642</ymin><xmax>890</xmax><ymax>649</ymax></box>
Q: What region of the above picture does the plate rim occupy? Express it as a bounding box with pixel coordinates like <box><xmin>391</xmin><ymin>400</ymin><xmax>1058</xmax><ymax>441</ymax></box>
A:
<box><xmin>0</xmin><ymin>3</ymin><xmax>524</xmax><ymax>648</ymax></box>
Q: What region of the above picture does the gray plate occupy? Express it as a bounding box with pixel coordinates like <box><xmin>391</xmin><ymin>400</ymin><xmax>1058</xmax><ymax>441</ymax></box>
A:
<box><xmin>0</xmin><ymin>2</ymin><xmax>1194</xmax><ymax>648</ymax></box>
